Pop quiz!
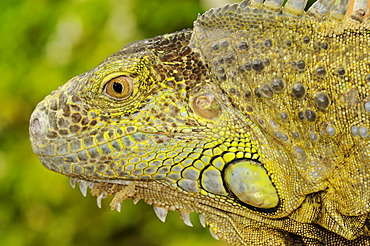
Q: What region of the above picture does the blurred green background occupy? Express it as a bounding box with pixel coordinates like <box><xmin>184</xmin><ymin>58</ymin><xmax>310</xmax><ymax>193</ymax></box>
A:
<box><xmin>0</xmin><ymin>0</ymin><xmax>321</xmax><ymax>245</ymax></box>
<box><xmin>0</xmin><ymin>0</ymin><xmax>237</xmax><ymax>245</ymax></box>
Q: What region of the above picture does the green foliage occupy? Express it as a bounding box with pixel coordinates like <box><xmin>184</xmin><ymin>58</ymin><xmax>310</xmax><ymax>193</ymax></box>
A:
<box><xmin>0</xmin><ymin>0</ymin><xmax>226</xmax><ymax>245</ymax></box>
<box><xmin>132</xmin><ymin>0</ymin><xmax>203</xmax><ymax>37</ymax></box>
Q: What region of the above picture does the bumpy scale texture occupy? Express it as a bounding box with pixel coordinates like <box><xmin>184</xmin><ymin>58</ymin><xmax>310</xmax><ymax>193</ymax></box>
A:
<box><xmin>30</xmin><ymin>0</ymin><xmax>370</xmax><ymax>245</ymax></box>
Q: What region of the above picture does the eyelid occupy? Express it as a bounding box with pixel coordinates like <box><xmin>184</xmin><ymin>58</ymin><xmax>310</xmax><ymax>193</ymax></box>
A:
<box><xmin>100</xmin><ymin>73</ymin><xmax>128</xmax><ymax>88</ymax></box>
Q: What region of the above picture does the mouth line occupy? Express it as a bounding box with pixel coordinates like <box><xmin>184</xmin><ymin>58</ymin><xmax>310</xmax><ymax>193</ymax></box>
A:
<box><xmin>68</xmin><ymin>176</ymin><xmax>138</xmax><ymax>206</ymax></box>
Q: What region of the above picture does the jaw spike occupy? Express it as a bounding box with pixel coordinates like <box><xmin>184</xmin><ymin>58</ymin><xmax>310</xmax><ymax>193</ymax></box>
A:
<box><xmin>153</xmin><ymin>206</ymin><xmax>168</xmax><ymax>223</ymax></box>
<box><xmin>209</xmin><ymin>228</ymin><xmax>220</xmax><ymax>240</ymax></box>
<box><xmin>132</xmin><ymin>197</ymin><xmax>140</xmax><ymax>205</ymax></box>
<box><xmin>179</xmin><ymin>210</ymin><xmax>193</xmax><ymax>227</ymax></box>
<box><xmin>70</xmin><ymin>178</ymin><xmax>76</xmax><ymax>189</ymax></box>
<box><xmin>79</xmin><ymin>181</ymin><xmax>88</xmax><ymax>197</ymax></box>
<box><xmin>116</xmin><ymin>202</ymin><xmax>122</xmax><ymax>212</ymax></box>
<box><xmin>199</xmin><ymin>214</ymin><xmax>206</xmax><ymax>228</ymax></box>
<box><xmin>96</xmin><ymin>191</ymin><xmax>108</xmax><ymax>209</ymax></box>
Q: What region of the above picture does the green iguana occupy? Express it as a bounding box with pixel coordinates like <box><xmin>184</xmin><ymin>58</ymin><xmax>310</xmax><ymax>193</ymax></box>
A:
<box><xmin>29</xmin><ymin>0</ymin><xmax>370</xmax><ymax>244</ymax></box>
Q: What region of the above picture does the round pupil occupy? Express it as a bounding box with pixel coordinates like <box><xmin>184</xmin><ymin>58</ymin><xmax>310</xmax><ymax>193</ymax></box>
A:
<box><xmin>113</xmin><ymin>82</ymin><xmax>123</xmax><ymax>93</ymax></box>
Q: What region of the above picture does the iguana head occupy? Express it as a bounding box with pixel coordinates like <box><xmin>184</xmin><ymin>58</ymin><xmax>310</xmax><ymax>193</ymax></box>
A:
<box><xmin>28</xmin><ymin>27</ymin><xmax>290</xmax><ymax>244</ymax></box>
<box><xmin>30</xmin><ymin>0</ymin><xmax>370</xmax><ymax>245</ymax></box>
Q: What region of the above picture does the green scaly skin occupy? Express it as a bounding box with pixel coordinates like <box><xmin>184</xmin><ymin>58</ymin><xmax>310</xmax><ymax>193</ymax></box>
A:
<box><xmin>30</xmin><ymin>0</ymin><xmax>370</xmax><ymax>245</ymax></box>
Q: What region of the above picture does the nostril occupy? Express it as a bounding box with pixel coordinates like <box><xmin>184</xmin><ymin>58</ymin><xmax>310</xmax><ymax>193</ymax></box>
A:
<box><xmin>30</xmin><ymin>112</ymin><xmax>46</xmax><ymax>138</ymax></box>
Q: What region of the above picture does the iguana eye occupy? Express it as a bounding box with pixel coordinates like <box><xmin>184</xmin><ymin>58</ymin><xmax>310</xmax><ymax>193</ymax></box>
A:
<box><xmin>104</xmin><ymin>76</ymin><xmax>133</xmax><ymax>100</ymax></box>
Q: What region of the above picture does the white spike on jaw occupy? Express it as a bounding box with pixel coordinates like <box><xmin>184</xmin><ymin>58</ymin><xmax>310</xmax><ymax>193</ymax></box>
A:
<box><xmin>153</xmin><ymin>206</ymin><xmax>168</xmax><ymax>223</ymax></box>
<box><xmin>132</xmin><ymin>197</ymin><xmax>140</xmax><ymax>205</ymax></box>
<box><xmin>179</xmin><ymin>210</ymin><xmax>193</xmax><ymax>227</ymax></box>
<box><xmin>283</xmin><ymin>0</ymin><xmax>309</xmax><ymax>15</ymax></box>
<box><xmin>96</xmin><ymin>191</ymin><xmax>108</xmax><ymax>209</ymax></box>
<box><xmin>307</xmin><ymin>0</ymin><xmax>336</xmax><ymax>19</ymax></box>
<box><xmin>77</xmin><ymin>180</ymin><xmax>96</xmax><ymax>197</ymax></box>
<box><xmin>209</xmin><ymin>228</ymin><xmax>220</xmax><ymax>240</ymax></box>
<box><xmin>79</xmin><ymin>181</ymin><xmax>88</xmax><ymax>197</ymax></box>
<box><xmin>199</xmin><ymin>214</ymin><xmax>206</xmax><ymax>228</ymax></box>
<box><xmin>70</xmin><ymin>178</ymin><xmax>76</xmax><ymax>189</ymax></box>
<box><xmin>116</xmin><ymin>202</ymin><xmax>122</xmax><ymax>212</ymax></box>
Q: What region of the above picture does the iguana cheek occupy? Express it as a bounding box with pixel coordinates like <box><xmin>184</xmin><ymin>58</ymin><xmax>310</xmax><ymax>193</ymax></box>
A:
<box><xmin>224</xmin><ymin>160</ymin><xmax>279</xmax><ymax>209</ymax></box>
